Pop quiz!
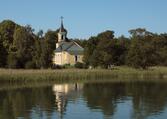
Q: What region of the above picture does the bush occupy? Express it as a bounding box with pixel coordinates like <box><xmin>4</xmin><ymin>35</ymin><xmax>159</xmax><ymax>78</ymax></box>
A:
<box><xmin>63</xmin><ymin>64</ymin><xmax>72</xmax><ymax>68</ymax></box>
<box><xmin>52</xmin><ymin>64</ymin><xmax>63</xmax><ymax>69</ymax></box>
<box><xmin>25</xmin><ymin>61</ymin><xmax>36</xmax><ymax>69</ymax></box>
<box><xmin>7</xmin><ymin>53</ymin><xmax>18</xmax><ymax>69</ymax></box>
<box><xmin>74</xmin><ymin>62</ymin><xmax>85</xmax><ymax>69</ymax></box>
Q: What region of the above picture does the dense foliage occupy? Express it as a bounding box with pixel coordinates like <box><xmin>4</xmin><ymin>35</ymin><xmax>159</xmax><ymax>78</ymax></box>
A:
<box><xmin>0</xmin><ymin>20</ymin><xmax>167</xmax><ymax>69</ymax></box>
<box><xmin>0</xmin><ymin>20</ymin><xmax>58</xmax><ymax>69</ymax></box>
<box><xmin>83</xmin><ymin>29</ymin><xmax>167</xmax><ymax>69</ymax></box>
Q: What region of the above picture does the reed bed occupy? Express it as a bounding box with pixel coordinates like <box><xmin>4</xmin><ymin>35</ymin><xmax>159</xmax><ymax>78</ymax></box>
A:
<box><xmin>0</xmin><ymin>66</ymin><xmax>167</xmax><ymax>91</ymax></box>
<box><xmin>0</xmin><ymin>66</ymin><xmax>167</xmax><ymax>83</ymax></box>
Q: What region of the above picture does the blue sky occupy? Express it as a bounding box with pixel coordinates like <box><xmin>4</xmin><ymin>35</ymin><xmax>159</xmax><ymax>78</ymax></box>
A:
<box><xmin>0</xmin><ymin>0</ymin><xmax>167</xmax><ymax>39</ymax></box>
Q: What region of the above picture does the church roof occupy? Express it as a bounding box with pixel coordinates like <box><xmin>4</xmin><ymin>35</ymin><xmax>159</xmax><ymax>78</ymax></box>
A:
<box><xmin>55</xmin><ymin>41</ymin><xmax>84</xmax><ymax>55</ymax></box>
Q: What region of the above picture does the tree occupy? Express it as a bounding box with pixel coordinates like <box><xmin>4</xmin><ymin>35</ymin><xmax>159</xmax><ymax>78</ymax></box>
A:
<box><xmin>127</xmin><ymin>29</ymin><xmax>157</xmax><ymax>69</ymax></box>
<box><xmin>0</xmin><ymin>20</ymin><xmax>17</xmax><ymax>51</ymax></box>
<box><xmin>151</xmin><ymin>34</ymin><xmax>167</xmax><ymax>66</ymax></box>
<box><xmin>88</xmin><ymin>30</ymin><xmax>116</xmax><ymax>68</ymax></box>
<box><xmin>40</xmin><ymin>30</ymin><xmax>57</xmax><ymax>68</ymax></box>
<box><xmin>90</xmin><ymin>38</ymin><xmax>113</xmax><ymax>68</ymax></box>
<box><xmin>7</xmin><ymin>52</ymin><xmax>18</xmax><ymax>68</ymax></box>
<box><xmin>9</xmin><ymin>26</ymin><xmax>35</xmax><ymax>68</ymax></box>
<box><xmin>32</xmin><ymin>36</ymin><xmax>42</xmax><ymax>68</ymax></box>
<box><xmin>116</xmin><ymin>36</ymin><xmax>130</xmax><ymax>65</ymax></box>
<box><xmin>0</xmin><ymin>34</ymin><xmax>7</xmax><ymax>67</ymax></box>
<box><xmin>83</xmin><ymin>36</ymin><xmax>99</xmax><ymax>66</ymax></box>
<box><xmin>129</xmin><ymin>28</ymin><xmax>153</xmax><ymax>38</ymax></box>
<box><xmin>97</xmin><ymin>30</ymin><xmax>114</xmax><ymax>40</ymax></box>
<box><xmin>83</xmin><ymin>30</ymin><xmax>115</xmax><ymax>67</ymax></box>
<box><xmin>0</xmin><ymin>20</ymin><xmax>18</xmax><ymax>67</ymax></box>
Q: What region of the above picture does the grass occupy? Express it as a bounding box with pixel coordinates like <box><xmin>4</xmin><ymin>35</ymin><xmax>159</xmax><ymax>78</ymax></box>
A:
<box><xmin>0</xmin><ymin>66</ymin><xmax>167</xmax><ymax>83</ymax></box>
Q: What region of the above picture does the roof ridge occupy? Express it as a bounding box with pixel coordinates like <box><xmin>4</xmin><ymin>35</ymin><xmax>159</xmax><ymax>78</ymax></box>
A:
<box><xmin>72</xmin><ymin>41</ymin><xmax>83</xmax><ymax>49</ymax></box>
<box><xmin>65</xmin><ymin>42</ymin><xmax>74</xmax><ymax>51</ymax></box>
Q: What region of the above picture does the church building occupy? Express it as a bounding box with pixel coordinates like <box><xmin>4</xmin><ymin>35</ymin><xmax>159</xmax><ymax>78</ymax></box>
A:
<box><xmin>53</xmin><ymin>18</ymin><xmax>84</xmax><ymax>65</ymax></box>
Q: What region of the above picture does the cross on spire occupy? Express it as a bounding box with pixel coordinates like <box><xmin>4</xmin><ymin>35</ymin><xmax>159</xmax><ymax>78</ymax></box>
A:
<box><xmin>60</xmin><ymin>16</ymin><xmax>64</xmax><ymax>26</ymax></box>
<box><xmin>61</xmin><ymin>16</ymin><xmax>64</xmax><ymax>21</ymax></box>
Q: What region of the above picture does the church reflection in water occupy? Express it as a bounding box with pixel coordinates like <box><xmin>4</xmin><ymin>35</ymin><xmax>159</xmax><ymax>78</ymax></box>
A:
<box><xmin>52</xmin><ymin>82</ymin><xmax>167</xmax><ymax>119</ymax></box>
<box><xmin>0</xmin><ymin>82</ymin><xmax>167</xmax><ymax>119</ymax></box>
<box><xmin>52</xmin><ymin>83</ymin><xmax>83</xmax><ymax>118</ymax></box>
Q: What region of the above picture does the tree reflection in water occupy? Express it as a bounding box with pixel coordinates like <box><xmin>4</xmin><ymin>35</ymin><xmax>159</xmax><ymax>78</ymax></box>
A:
<box><xmin>83</xmin><ymin>82</ymin><xmax>167</xmax><ymax>119</ymax></box>
<box><xmin>0</xmin><ymin>87</ymin><xmax>55</xmax><ymax>119</ymax></box>
<box><xmin>0</xmin><ymin>82</ymin><xmax>167</xmax><ymax>119</ymax></box>
<box><xmin>83</xmin><ymin>82</ymin><xmax>127</xmax><ymax>119</ymax></box>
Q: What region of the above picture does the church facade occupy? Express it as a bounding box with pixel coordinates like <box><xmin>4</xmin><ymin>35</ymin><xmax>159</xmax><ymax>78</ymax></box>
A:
<box><xmin>52</xmin><ymin>19</ymin><xmax>84</xmax><ymax>65</ymax></box>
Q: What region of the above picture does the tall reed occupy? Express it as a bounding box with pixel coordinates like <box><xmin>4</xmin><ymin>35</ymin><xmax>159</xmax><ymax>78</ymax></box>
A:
<box><xmin>0</xmin><ymin>67</ymin><xmax>167</xmax><ymax>83</ymax></box>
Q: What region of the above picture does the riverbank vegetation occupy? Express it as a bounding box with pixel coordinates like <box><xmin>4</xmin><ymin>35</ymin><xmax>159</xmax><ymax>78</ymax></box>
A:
<box><xmin>0</xmin><ymin>67</ymin><xmax>167</xmax><ymax>83</ymax></box>
<box><xmin>0</xmin><ymin>20</ymin><xmax>167</xmax><ymax>69</ymax></box>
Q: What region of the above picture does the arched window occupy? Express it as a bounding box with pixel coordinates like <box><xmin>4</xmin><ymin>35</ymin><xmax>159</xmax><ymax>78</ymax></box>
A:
<box><xmin>75</xmin><ymin>55</ymin><xmax>78</xmax><ymax>62</ymax></box>
<box><xmin>61</xmin><ymin>35</ymin><xmax>63</xmax><ymax>40</ymax></box>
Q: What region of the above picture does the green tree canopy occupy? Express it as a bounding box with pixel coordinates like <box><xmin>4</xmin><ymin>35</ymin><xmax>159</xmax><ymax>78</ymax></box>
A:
<box><xmin>8</xmin><ymin>26</ymin><xmax>35</xmax><ymax>68</ymax></box>
<box><xmin>40</xmin><ymin>30</ymin><xmax>58</xmax><ymax>68</ymax></box>
<box><xmin>127</xmin><ymin>29</ymin><xmax>157</xmax><ymax>69</ymax></box>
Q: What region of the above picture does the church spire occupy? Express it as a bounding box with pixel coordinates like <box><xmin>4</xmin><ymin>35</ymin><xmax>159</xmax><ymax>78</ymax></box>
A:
<box><xmin>60</xmin><ymin>16</ymin><xmax>64</xmax><ymax>30</ymax></box>
<box><xmin>57</xmin><ymin>16</ymin><xmax>67</xmax><ymax>44</ymax></box>
<box><xmin>59</xmin><ymin>16</ymin><xmax>67</xmax><ymax>33</ymax></box>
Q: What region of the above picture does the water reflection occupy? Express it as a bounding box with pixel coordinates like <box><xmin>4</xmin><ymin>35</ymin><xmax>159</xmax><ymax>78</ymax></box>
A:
<box><xmin>83</xmin><ymin>82</ymin><xmax>167</xmax><ymax>119</ymax></box>
<box><xmin>83</xmin><ymin>82</ymin><xmax>127</xmax><ymax>119</ymax></box>
<box><xmin>0</xmin><ymin>87</ymin><xmax>55</xmax><ymax>119</ymax></box>
<box><xmin>0</xmin><ymin>81</ymin><xmax>167</xmax><ymax>119</ymax></box>
<box><xmin>52</xmin><ymin>83</ymin><xmax>83</xmax><ymax>119</ymax></box>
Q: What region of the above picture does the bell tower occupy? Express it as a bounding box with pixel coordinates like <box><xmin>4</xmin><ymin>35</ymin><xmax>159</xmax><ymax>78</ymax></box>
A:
<box><xmin>57</xmin><ymin>17</ymin><xmax>67</xmax><ymax>48</ymax></box>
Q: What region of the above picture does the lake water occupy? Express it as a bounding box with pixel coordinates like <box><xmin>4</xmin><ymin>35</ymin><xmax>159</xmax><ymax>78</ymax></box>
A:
<box><xmin>1</xmin><ymin>81</ymin><xmax>167</xmax><ymax>119</ymax></box>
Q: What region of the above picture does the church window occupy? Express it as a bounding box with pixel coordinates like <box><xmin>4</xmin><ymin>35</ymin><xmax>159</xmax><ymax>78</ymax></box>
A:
<box><xmin>75</xmin><ymin>55</ymin><xmax>78</xmax><ymax>62</ymax></box>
